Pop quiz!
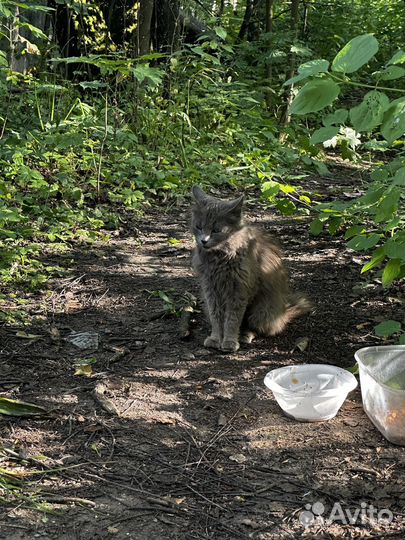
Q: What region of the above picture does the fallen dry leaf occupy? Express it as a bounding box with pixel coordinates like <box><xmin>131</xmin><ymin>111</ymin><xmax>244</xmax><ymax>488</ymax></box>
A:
<box><xmin>294</xmin><ymin>336</ymin><xmax>309</xmax><ymax>352</ymax></box>
<box><xmin>15</xmin><ymin>331</ymin><xmax>42</xmax><ymax>340</ymax></box>
<box><xmin>229</xmin><ymin>453</ymin><xmax>247</xmax><ymax>464</ymax></box>
<box><xmin>74</xmin><ymin>364</ymin><xmax>93</xmax><ymax>377</ymax></box>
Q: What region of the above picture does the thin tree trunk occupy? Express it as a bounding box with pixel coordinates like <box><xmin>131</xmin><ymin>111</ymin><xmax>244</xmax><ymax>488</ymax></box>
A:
<box><xmin>153</xmin><ymin>0</ymin><xmax>180</xmax><ymax>54</ymax></box>
<box><xmin>264</xmin><ymin>0</ymin><xmax>275</xmax><ymax>109</ymax></box>
<box><xmin>237</xmin><ymin>0</ymin><xmax>252</xmax><ymax>42</ymax></box>
<box><xmin>281</xmin><ymin>0</ymin><xmax>300</xmax><ymax>127</ymax></box>
<box><xmin>247</xmin><ymin>0</ymin><xmax>260</xmax><ymax>41</ymax></box>
<box><xmin>137</xmin><ymin>0</ymin><xmax>154</xmax><ymax>56</ymax></box>
<box><xmin>217</xmin><ymin>0</ymin><xmax>226</xmax><ymax>17</ymax></box>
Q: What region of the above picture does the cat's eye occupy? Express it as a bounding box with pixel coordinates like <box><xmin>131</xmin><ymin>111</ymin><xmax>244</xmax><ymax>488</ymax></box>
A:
<box><xmin>212</xmin><ymin>225</ymin><xmax>223</xmax><ymax>234</ymax></box>
<box><xmin>195</xmin><ymin>225</ymin><xmax>202</xmax><ymax>231</ymax></box>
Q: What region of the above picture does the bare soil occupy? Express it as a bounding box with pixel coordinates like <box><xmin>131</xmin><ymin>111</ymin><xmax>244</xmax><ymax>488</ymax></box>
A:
<box><xmin>1</xmin><ymin>171</ymin><xmax>405</xmax><ymax>540</ymax></box>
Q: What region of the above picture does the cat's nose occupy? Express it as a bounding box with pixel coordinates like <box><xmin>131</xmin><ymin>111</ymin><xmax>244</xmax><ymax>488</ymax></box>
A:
<box><xmin>200</xmin><ymin>236</ymin><xmax>210</xmax><ymax>246</ymax></box>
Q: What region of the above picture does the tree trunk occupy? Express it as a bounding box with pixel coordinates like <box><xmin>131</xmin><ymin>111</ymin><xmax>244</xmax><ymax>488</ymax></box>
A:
<box><xmin>136</xmin><ymin>0</ymin><xmax>154</xmax><ymax>56</ymax></box>
<box><xmin>9</xmin><ymin>2</ymin><xmax>49</xmax><ymax>74</ymax></box>
<box><xmin>153</xmin><ymin>0</ymin><xmax>181</xmax><ymax>54</ymax></box>
<box><xmin>237</xmin><ymin>0</ymin><xmax>252</xmax><ymax>42</ymax></box>
<box><xmin>247</xmin><ymin>0</ymin><xmax>261</xmax><ymax>41</ymax></box>
<box><xmin>217</xmin><ymin>0</ymin><xmax>226</xmax><ymax>17</ymax></box>
<box><xmin>264</xmin><ymin>0</ymin><xmax>275</xmax><ymax>109</ymax></box>
<box><xmin>281</xmin><ymin>0</ymin><xmax>300</xmax><ymax>127</ymax></box>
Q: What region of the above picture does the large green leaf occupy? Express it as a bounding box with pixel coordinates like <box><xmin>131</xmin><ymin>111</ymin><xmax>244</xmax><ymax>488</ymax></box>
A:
<box><xmin>381</xmin><ymin>98</ymin><xmax>405</xmax><ymax>144</ymax></box>
<box><xmin>332</xmin><ymin>34</ymin><xmax>379</xmax><ymax>73</ymax></box>
<box><xmin>374</xmin><ymin>320</ymin><xmax>401</xmax><ymax>337</ymax></box>
<box><xmin>284</xmin><ymin>59</ymin><xmax>329</xmax><ymax>86</ymax></box>
<box><xmin>322</xmin><ymin>109</ymin><xmax>348</xmax><ymax>126</ymax></box>
<box><xmin>310</xmin><ymin>219</ymin><xmax>324</xmax><ymax>236</ymax></box>
<box><xmin>310</xmin><ymin>126</ymin><xmax>339</xmax><ymax>144</ymax></box>
<box><xmin>349</xmin><ymin>91</ymin><xmax>389</xmax><ymax>132</ymax></box>
<box><xmin>392</xmin><ymin>167</ymin><xmax>405</xmax><ymax>186</ymax></box>
<box><xmin>0</xmin><ymin>398</ymin><xmax>47</xmax><ymax>417</ymax></box>
<box><xmin>361</xmin><ymin>247</ymin><xmax>385</xmax><ymax>273</ymax></box>
<box><xmin>382</xmin><ymin>259</ymin><xmax>402</xmax><ymax>287</ymax></box>
<box><xmin>388</xmin><ymin>49</ymin><xmax>405</xmax><ymax>65</ymax></box>
<box><xmin>347</xmin><ymin>233</ymin><xmax>381</xmax><ymax>251</ymax></box>
<box><xmin>290</xmin><ymin>79</ymin><xmax>340</xmax><ymax>115</ymax></box>
<box><xmin>214</xmin><ymin>26</ymin><xmax>227</xmax><ymax>40</ymax></box>
<box><xmin>375</xmin><ymin>187</ymin><xmax>401</xmax><ymax>223</ymax></box>
<box><xmin>384</xmin><ymin>238</ymin><xmax>405</xmax><ymax>260</ymax></box>
<box><xmin>0</xmin><ymin>51</ymin><xmax>8</xmax><ymax>67</ymax></box>
<box><xmin>373</xmin><ymin>66</ymin><xmax>405</xmax><ymax>81</ymax></box>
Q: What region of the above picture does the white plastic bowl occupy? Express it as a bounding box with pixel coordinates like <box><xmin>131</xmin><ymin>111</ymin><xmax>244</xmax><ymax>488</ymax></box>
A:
<box><xmin>264</xmin><ymin>364</ymin><xmax>358</xmax><ymax>422</ymax></box>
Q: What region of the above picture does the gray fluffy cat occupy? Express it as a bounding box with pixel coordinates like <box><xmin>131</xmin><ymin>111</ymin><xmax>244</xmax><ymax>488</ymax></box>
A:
<box><xmin>191</xmin><ymin>186</ymin><xmax>311</xmax><ymax>352</ymax></box>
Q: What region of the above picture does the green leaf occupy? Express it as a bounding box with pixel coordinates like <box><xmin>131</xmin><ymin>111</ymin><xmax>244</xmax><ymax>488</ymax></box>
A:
<box><xmin>392</xmin><ymin>167</ymin><xmax>405</xmax><ymax>186</ymax></box>
<box><xmin>383</xmin><ymin>238</ymin><xmax>405</xmax><ymax>260</ymax></box>
<box><xmin>322</xmin><ymin>109</ymin><xmax>348</xmax><ymax>126</ymax></box>
<box><xmin>0</xmin><ymin>51</ymin><xmax>8</xmax><ymax>67</ymax></box>
<box><xmin>375</xmin><ymin>187</ymin><xmax>401</xmax><ymax>223</ymax></box>
<box><xmin>388</xmin><ymin>49</ymin><xmax>405</xmax><ymax>65</ymax></box>
<box><xmin>328</xmin><ymin>217</ymin><xmax>342</xmax><ymax>235</ymax></box>
<box><xmin>361</xmin><ymin>247</ymin><xmax>385</xmax><ymax>273</ymax></box>
<box><xmin>358</xmin><ymin>185</ymin><xmax>385</xmax><ymax>206</ymax></box>
<box><xmin>345</xmin><ymin>225</ymin><xmax>366</xmax><ymax>239</ymax></box>
<box><xmin>276</xmin><ymin>199</ymin><xmax>296</xmax><ymax>215</ymax></box>
<box><xmin>347</xmin><ymin>363</ymin><xmax>359</xmax><ymax>375</ymax></box>
<box><xmin>168</xmin><ymin>237</ymin><xmax>182</xmax><ymax>245</ymax></box>
<box><xmin>381</xmin><ymin>98</ymin><xmax>405</xmax><ymax>144</ymax></box>
<box><xmin>132</xmin><ymin>65</ymin><xmax>163</xmax><ymax>86</ymax></box>
<box><xmin>310</xmin><ymin>218</ymin><xmax>323</xmax><ymax>236</ymax></box>
<box><xmin>283</xmin><ymin>59</ymin><xmax>329</xmax><ymax>85</ymax></box>
<box><xmin>382</xmin><ymin>258</ymin><xmax>402</xmax><ymax>287</ymax></box>
<box><xmin>347</xmin><ymin>233</ymin><xmax>381</xmax><ymax>251</ymax></box>
<box><xmin>373</xmin><ymin>66</ymin><xmax>405</xmax><ymax>81</ymax></box>
<box><xmin>0</xmin><ymin>3</ymin><xmax>13</xmax><ymax>16</ymax></box>
<box><xmin>279</xmin><ymin>184</ymin><xmax>296</xmax><ymax>194</ymax></box>
<box><xmin>310</xmin><ymin>126</ymin><xmax>339</xmax><ymax>144</ymax></box>
<box><xmin>79</xmin><ymin>81</ymin><xmax>107</xmax><ymax>90</ymax></box>
<box><xmin>214</xmin><ymin>26</ymin><xmax>227</xmax><ymax>40</ymax></box>
<box><xmin>290</xmin><ymin>79</ymin><xmax>340</xmax><ymax>115</ymax></box>
<box><xmin>290</xmin><ymin>44</ymin><xmax>312</xmax><ymax>56</ymax></box>
<box><xmin>374</xmin><ymin>320</ymin><xmax>402</xmax><ymax>337</ymax></box>
<box><xmin>261</xmin><ymin>180</ymin><xmax>280</xmax><ymax>199</ymax></box>
<box><xmin>0</xmin><ymin>397</ymin><xmax>47</xmax><ymax>417</ymax></box>
<box><xmin>17</xmin><ymin>22</ymin><xmax>48</xmax><ymax>40</ymax></box>
<box><xmin>332</xmin><ymin>34</ymin><xmax>379</xmax><ymax>73</ymax></box>
<box><xmin>349</xmin><ymin>91</ymin><xmax>389</xmax><ymax>132</ymax></box>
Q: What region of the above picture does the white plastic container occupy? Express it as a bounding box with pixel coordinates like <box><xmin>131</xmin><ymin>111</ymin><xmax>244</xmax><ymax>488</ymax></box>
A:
<box><xmin>355</xmin><ymin>345</ymin><xmax>405</xmax><ymax>446</ymax></box>
<box><xmin>264</xmin><ymin>364</ymin><xmax>358</xmax><ymax>422</ymax></box>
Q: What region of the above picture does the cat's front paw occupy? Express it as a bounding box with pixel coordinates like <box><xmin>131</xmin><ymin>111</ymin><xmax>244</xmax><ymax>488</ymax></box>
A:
<box><xmin>221</xmin><ymin>339</ymin><xmax>240</xmax><ymax>352</ymax></box>
<box><xmin>204</xmin><ymin>336</ymin><xmax>222</xmax><ymax>349</ymax></box>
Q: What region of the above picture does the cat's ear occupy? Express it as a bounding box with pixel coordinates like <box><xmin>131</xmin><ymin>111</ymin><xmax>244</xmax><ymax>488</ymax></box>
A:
<box><xmin>191</xmin><ymin>185</ymin><xmax>208</xmax><ymax>205</ymax></box>
<box><xmin>224</xmin><ymin>195</ymin><xmax>244</xmax><ymax>215</ymax></box>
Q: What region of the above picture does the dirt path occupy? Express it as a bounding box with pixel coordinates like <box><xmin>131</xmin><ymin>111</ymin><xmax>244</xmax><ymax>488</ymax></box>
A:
<box><xmin>1</xmin><ymin>179</ymin><xmax>404</xmax><ymax>540</ymax></box>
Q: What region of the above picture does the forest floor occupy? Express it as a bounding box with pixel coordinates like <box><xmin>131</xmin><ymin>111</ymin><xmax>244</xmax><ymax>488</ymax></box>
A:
<box><xmin>1</xmin><ymin>164</ymin><xmax>405</xmax><ymax>540</ymax></box>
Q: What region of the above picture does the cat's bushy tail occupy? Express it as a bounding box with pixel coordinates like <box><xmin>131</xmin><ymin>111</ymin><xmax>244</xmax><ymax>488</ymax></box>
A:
<box><xmin>267</xmin><ymin>292</ymin><xmax>313</xmax><ymax>336</ymax></box>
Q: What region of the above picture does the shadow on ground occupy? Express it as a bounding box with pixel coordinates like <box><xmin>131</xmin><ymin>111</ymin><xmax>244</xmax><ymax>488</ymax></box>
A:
<box><xmin>1</xmin><ymin>198</ymin><xmax>404</xmax><ymax>540</ymax></box>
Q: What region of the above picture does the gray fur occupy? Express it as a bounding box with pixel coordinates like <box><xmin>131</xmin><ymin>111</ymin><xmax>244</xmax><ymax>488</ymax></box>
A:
<box><xmin>191</xmin><ymin>186</ymin><xmax>311</xmax><ymax>352</ymax></box>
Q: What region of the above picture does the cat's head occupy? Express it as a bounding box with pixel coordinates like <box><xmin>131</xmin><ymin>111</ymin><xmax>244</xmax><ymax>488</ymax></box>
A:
<box><xmin>191</xmin><ymin>186</ymin><xmax>244</xmax><ymax>249</ymax></box>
